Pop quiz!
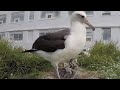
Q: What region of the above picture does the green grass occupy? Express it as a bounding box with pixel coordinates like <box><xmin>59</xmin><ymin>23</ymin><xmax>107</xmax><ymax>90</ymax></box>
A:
<box><xmin>0</xmin><ymin>39</ymin><xmax>120</xmax><ymax>79</ymax></box>
<box><xmin>78</xmin><ymin>41</ymin><xmax>120</xmax><ymax>79</ymax></box>
<box><xmin>0</xmin><ymin>39</ymin><xmax>53</xmax><ymax>79</ymax></box>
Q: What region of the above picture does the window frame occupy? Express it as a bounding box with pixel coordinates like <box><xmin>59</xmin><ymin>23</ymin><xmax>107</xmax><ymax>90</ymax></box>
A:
<box><xmin>102</xmin><ymin>27</ymin><xmax>111</xmax><ymax>41</ymax></box>
<box><xmin>102</xmin><ymin>11</ymin><xmax>111</xmax><ymax>16</ymax></box>
<box><xmin>0</xmin><ymin>32</ymin><xmax>5</xmax><ymax>40</ymax></box>
<box><xmin>0</xmin><ymin>14</ymin><xmax>7</xmax><ymax>25</ymax></box>
<box><xmin>11</xmin><ymin>11</ymin><xmax>25</xmax><ymax>23</ymax></box>
<box><xmin>85</xmin><ymin>11</ymin><xmax>94</xmax><ymax>16</ymax></box>
<box><xmin>29</xmin><ymin>11</ymin><xmax>34</xmax><ymax>21</ymax></box>
<box><xmin>40</xmin><ymin>11</ymin><xmax>60</xmax><ymax>20</ymax></box>
<box><xmin>0</xmin><ymin>20</ymin><xmax>4</xmax><ymax>24</ymax></box>
<box><xmin>9</xmin><ymin>31</ymin><xmax>23</xmax><ymax>41</ymax></box>
<box><xmin>14</xmin><ymin>18</ymin><xmax>20</xmax><ymax>23</ymax></box>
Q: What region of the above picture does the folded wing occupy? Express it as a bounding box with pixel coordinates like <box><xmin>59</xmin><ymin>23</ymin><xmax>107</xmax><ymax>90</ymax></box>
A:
<box><xmin>32</xmin><ymin>28</ymin><xmax>70</xmax><ymax>52</ymax></box>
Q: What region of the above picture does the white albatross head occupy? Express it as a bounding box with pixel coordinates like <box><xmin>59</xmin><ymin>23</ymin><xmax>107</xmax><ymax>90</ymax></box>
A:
<box><xmin>71</xmin><ymin>11</ymin><xmax>95</xmax><ymax>31</ymax></box>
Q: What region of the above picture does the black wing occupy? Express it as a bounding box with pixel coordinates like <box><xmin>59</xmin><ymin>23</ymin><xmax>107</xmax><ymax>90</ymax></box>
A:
<box><xmin>32</xmin><ymin>28</ymin><xmax>70</xmax><ymax>52</ymax></box>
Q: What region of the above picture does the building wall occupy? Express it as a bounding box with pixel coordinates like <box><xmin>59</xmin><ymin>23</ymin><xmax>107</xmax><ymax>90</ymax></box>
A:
<box><xmin>0</xmin><ymin>11</ymin><xmax>120</xmax><ymax>49</ymax></box>
<box><xmin>88</xmin><ymin>11</ymin><xmax>120</xmax><ymax>27</ymax></box>
<box><xmin>0</xmin><ymin>11</ymin><xmax>70</xmax><ymax>32</ymax></box>
<box><xmin>0</xmin><ymin>11</ymin><xmax>71</xmax><ymax>49</ymax></box>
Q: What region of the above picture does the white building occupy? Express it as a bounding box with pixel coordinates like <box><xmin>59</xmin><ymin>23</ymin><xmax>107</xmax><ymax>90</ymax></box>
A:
<box><xmin>0</xmin><ymin>11</ymin><xmax>120</xmax><ymax>49</ymax></box>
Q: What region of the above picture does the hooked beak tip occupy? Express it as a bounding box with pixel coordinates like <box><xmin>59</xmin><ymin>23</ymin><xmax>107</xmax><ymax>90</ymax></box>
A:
<box><xmin>84</xmin><ymin>18</ymin><xmax>95</xmax><ymax>31</ymax></box>
<box><xmin>92</xmin><ymin>27</ymin><xmax>95</xmax><ymax>31</ymax></box>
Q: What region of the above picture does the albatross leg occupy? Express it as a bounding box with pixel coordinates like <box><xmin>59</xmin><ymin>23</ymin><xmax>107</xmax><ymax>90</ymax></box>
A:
<box><xmin>64</xmin><ymin>63</ymin><xmax>72</xmax><ymax>74</ymax></box>
<box><xmin>55</xmin><ymin>63</ymin><xmax>61</xmax><ymax>79</ymax></box>
<box><xmin>63</xmin><ymin>62</ymin><xmax>76</xmax><ymax>79</ymax></box>
<box><xmin>69</xmin><ymin>58</ymin><xmax>79</xmax><ymax>79</ymax></box>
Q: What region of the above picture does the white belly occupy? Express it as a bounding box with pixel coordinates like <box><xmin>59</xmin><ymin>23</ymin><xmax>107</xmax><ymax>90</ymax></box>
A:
<box><xmin>35</xmin><ymin>33</ymin><xmax>86</xmax><ymax>65</ymax></box>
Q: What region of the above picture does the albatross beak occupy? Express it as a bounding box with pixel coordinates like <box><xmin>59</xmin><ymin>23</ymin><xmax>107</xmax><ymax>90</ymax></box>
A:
<box><xmin>84</xmin><ymin>18</ymin><xmax>95</xmax><ymax>31</ymax></box>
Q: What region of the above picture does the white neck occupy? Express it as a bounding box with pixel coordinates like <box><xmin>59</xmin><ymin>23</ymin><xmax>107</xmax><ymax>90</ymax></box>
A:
<box><xmin>70</xmin><ymin>21</ymin><xmax>86</xmax><ymax>35</ymax></box>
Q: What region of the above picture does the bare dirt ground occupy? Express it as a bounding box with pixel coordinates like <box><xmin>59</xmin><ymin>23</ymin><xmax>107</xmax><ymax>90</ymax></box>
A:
<box><xmin>41</xmin><ymin>68</ymin><xmax>104</xmax><ymax>79</ymax></box>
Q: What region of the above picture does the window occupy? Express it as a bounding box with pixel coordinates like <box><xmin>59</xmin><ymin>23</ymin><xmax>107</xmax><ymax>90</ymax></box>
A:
<box><xmin>0</xmin><ymin>14</ymin><xmax>6</xmax><ymax>24</ymax></box>
<box><xmin>11</xmin><ymin>11</ymin><xmax>24</xmax><ymax>22</ymax></box>
<box><xmin>48</xmin><ymin>15</ymin><xmax>52</xmax><ymax>18</ymax></box>
<box><xmin>40</xmin><ymin>11</ymin><xmax>60</xmax><ymax>19</ymax></box>
<box><xmin>69</xmin><ymin>11</ymin><xmax>93</xmax><ymax>16</ymax></box>
<box><xmin>9</xmin><ymin>31</ymin><xmax>23</xmax><ymax>41</ymax></box>
<box><xmin>68</xmin><ymin>11</ymin><xmax>74</xmax><ymax>15</ymax></box>
<box><xmin>14</xmin><ymin>18</ymin><xmax>20</xmax><ymax>22</ymax></box>
<box><xmin>85</xmin><ymin>11</ymin><xmax>94</xmax><ymax>15</ymax></box>
<box><xmin>0</xmin><ymin>21</ymin><xmax>3</xmax><ymax>24</ymax></box>
<box><xmin>102</xmin><ymin>28</ymin><xmax>111</xmax><ymax>41</ymax></box>
<box><xmin>29</xmin><ymin>11</ymin><xmax>34</xmax><ymax>20</ymax></box>
<box><xmin>102</xmin><ymin>11</ymin><xmax>111</xmax><ymax>15</ymax></box>
<box><xmin>86</xmin><ymin>28</ymin><xmax>93</xmax><ymax>41</ymax></box>
<box><xmin>0</xmin><ymin>32</ymin><xmax>5</xmax><ymax>39</ymax></box>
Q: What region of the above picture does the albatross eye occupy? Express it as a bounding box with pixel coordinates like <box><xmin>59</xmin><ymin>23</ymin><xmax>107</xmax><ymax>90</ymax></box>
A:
<box><xmin>81</xmin><ymin>15</ymin><xmax>85</xmax><ymax>18</ymax></box>
<box><xmin>77</xmin><ymin>14</ymin><xmax>85</xmax><ymax>18</ymax></box>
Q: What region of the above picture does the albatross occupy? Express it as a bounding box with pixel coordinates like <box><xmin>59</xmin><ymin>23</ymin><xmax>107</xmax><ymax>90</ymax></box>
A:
<box><xmin>23</xmin><ymin>11</ymin><xmax>95</xmax><ymax>79</ymax></box>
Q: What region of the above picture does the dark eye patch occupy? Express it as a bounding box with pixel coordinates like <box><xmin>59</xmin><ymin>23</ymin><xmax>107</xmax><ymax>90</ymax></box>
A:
<box><xmin>81</xmin><ymin>15</ymin><xmax>85</xmax><ymax>18</ymax></box>
<box><xmin>77</xmin><ymin>14</ymin><xmax>85</xmax><ymax>18</ymax></box>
